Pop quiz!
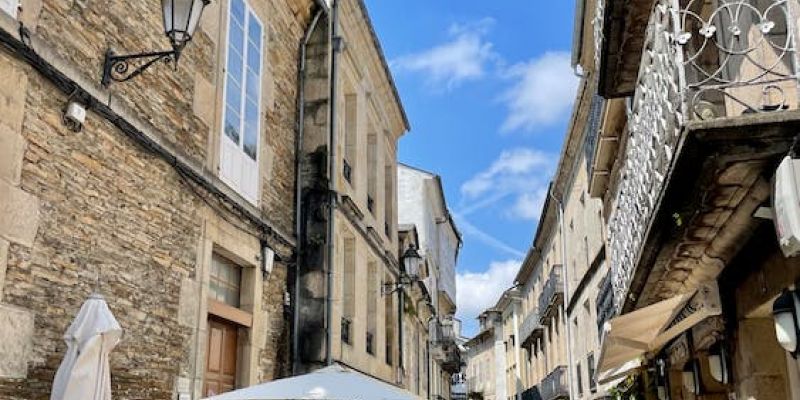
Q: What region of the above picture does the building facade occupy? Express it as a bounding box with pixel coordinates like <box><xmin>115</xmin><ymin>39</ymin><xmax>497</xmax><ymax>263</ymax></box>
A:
<box><xmin>0</xmin><ymin>0</ymin><xmax>441</xmax><ymax>399</ymax></box>
<box><xmin>465</xmin><ymin>309</ymin><xmax>506</xmax><ymax>400</ymax></box>
<box><xmin>0</xmin><ymin>0</ymin><xmax>315</xmax><ymax>398</ymax></box>
<box><xmin>293</xmin><ymin>0</ymin><xmax>413</xmax><ymax>394</ymax></box>
<box><xmin>583</xmin><ymin>0</ymin><xmax>800</xmax><ymax>398</ymax></box>
<box><xmin>397</xmin><ymin>163</ymin><xmax>463</xmax><ymax>399</ymax></box>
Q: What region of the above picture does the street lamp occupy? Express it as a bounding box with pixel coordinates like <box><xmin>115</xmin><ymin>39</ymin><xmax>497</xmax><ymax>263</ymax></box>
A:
<box><xmin>383</xmin><ymin>244</ymin><xmax>423</xmax><ymax>295</ymax></box>
<box><xmin>772</xmin><ymin>288</ymin><xmax>800</xmax><ymax>358</ymax></box>
<box><xmin>101</xmin><ymin>0</ymin><xmax>210</xmax><ymax>86</ymax></box>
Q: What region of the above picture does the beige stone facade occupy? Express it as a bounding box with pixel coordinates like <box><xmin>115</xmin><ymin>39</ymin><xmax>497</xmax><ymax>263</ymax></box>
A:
<box><xmin>0</xmin><ymin>0</ymin><xmax>396</xmax><ymax>399</ymax></box>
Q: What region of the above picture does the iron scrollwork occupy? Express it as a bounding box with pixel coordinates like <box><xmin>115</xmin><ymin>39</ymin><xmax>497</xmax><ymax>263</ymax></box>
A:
<box><xmin>101</xmin><ymin>49</ymin><xmax>179</xmax><ymax>87</ymax></box>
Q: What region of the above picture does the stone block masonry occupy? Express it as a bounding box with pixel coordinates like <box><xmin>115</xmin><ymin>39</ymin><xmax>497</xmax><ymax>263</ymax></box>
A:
<box><xmin>0</xmin><ymin>0</ymin><xmax>316</xmax><ymax>399</ymax></box>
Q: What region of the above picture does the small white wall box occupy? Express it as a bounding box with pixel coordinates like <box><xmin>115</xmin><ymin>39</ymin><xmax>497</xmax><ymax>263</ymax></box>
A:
<box><xmin>773</xmin><ymin>156</ymin><xmax>800</xmax><ymax>257</ymax></box>
<box><xmin>64</xmin><ymin>101</ymin><xmax>87</xmax><ymax>130</ymax></box>
<box><xmin>261</xmin><ymin>246</ymin><xmax>275</xmax><ymax>276</ymax></box>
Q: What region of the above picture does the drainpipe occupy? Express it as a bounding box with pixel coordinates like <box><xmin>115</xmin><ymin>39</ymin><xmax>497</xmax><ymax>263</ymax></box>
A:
<box><xmin>325</xmin><ymin>0</ymin><xmax>341</xmax><ymax>367</ymax></box>
<box><xmin>293</xmin><ymin>7</ymin><xmax>324</xmax><ymax>375</ymax></box>
<box><xmin>548</xmin><ymin>189</ymin><xmax>574</xmax><ymax>399</ymax></box>
<box><xmin>398</xmin><ymin>289</ymin><xmax>405</xmax><ymax>382</ymax></box>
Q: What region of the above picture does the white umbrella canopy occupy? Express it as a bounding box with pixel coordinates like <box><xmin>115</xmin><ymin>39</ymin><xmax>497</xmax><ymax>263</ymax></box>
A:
<box><xmin>51</xmin><ymin>293</ymin><xmax>123</xmax><ymax>400</ymax></box>
<box><xmin>204</xmin><ymin>364</ymin><xmax>418</xmax><ymax>400</ymax></box>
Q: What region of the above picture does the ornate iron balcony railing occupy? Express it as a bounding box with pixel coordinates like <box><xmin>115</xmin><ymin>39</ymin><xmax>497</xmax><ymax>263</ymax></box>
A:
<box><xmin>600</xmin><ymin>0</ymin><xmax>800</xmax><ymax>311</ymax></box>
<box><xmin>519</xmin><ymin>309</ymin><xmax>544</xmax><ymax>347</ymax></box>
<box><xmin>540</xmin><ymin>366</ymin><xmax>569</xmax><ymax>400</ymax></box>
<box><xmin>538</xmin><ymin>265</ymin><xmax>564</xmax><ymax>323</ymax></box>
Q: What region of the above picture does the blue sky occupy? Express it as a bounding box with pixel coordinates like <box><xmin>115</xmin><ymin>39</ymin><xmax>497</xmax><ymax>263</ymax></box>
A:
<box><xmin>366</xmin><ymin>1</ymin><xmax>579</xmax><ymax>336</ymax></box>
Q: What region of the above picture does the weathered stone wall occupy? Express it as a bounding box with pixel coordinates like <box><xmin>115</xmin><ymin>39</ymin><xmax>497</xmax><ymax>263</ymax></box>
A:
<box><xmin>0</xmin><ymin>0</ymin><xmax>316</xmax><ymax>398</ymax></box>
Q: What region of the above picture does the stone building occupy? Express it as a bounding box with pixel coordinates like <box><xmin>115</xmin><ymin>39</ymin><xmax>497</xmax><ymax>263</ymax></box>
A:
<box><xmin>397</xmin><ymin>163</ymin><xmax>463</xmax><ymax>399</ymax></box>
<box><xmin>465</xmin><ymin>308</ymin><xmax>506</xmax><ymax>400</ymax></box>
<box><xmin>581</xmin><ymin>0</ymin><xmax>800</xmax><ymax>398</ymax></box>
<box><xmin>512</xmin><ymin>195</ymin><xmax>570</xmax><ymax>400</ymax></box>
<box><xmin>0</xmin><ymin>0</ymin><xmax>318</xmax><ymax>398</ymax></box>
<box><xmin>0</xmin><ymin>0</ymin><xmax>425</xmax><ymax>399</ymax></box>
<box><xmin>293</xmin><ymin>0</ymin><xmax>413</xmax><ymax>393</ymax></box>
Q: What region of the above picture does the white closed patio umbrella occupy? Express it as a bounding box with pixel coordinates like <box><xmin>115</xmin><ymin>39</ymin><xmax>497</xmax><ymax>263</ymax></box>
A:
<box><xmin>51</xmin><ymin>293</ymin><xmax>123</xmax><ymax>400</ymax></box>
<box><xmin>204</xmin><ymin>364</ymin><xmax>418</xmax><ymax>400</ymax></box>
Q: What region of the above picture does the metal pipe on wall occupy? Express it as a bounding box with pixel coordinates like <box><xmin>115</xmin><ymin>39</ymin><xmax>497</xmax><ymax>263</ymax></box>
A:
<box><xmin>325</xmin><ymin>0</ymin><xmax>341</xmax><ymax>367</ymax></box>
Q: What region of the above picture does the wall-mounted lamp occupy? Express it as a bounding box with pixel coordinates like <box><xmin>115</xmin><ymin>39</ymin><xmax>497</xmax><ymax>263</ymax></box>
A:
<box><xmin>772</xmin><ymin>288</ymin><xmax>800</xmax><ymax>358</ymax></box>
<box><xmin>682</xmin><ymin>359</ymin><xmax>701</xmax><ymax>395</ymax></box>
<box><xmin>707</xmin><ymin>342</ymin><xmax>731</xmax><ymax>384</ymax></box>
<box><xmin>261</xmin><ymin>245</ymin><xmax>275</xmax><ymax>278</ymax></box>
<box><xmin>101</xmin><ymin>0</ymin><xmax>210</xmax><ymax>87</ymax></box>
<box><xmin>382</xmin><ymin>244</ymin><xmax>422</xmax><ymax>295</ymax></box>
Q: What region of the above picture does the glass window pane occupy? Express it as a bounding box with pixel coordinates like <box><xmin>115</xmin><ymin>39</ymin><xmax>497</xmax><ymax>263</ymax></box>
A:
<box><xmin>243</xmin><ymin>100</ymin><xmax>259</xmax><ymax>160</ymax></box>
<box><xmin>248</xmin><ymin>15</ymin><xmax>262</xmax><ymax>48</ymax></box>
<box><xmin>225</xmin><ymin>75</ymin><xmax>242</xmax><ymax>111</ymax></box>
<box><xmin>231</xmin><ymin>0</ymin><xmax>245</xmax><ymax>24</ymax></box>
<box><xmin>245</xmin><ymin>69</ymin><xmax>259</xmax><ymax>103</ymax></box>
<box><xmin>246</xmin><ymin>42</ymin><xmax>261</xmax><ymax>76</ymax></box>
<box><xmin>229</xmin><ymin>20</ymin><xmax>245</xmax><ymax>57</ymax></box>
<box><xmin>224</xmin><ymin>106</ymin><xmax>241</xmax><ymax>143</ymax></box>
<box><xmin>227</xmin><ymin>54</ymin><xmax>244</xmax><ymax>85</ymax></box>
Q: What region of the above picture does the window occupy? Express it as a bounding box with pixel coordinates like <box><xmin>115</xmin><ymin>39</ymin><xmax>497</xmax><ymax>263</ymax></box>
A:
<box><xmin>576</xmin><ymin>362</ymin><xmax>583</xmax><ymax>396</ymax></box>
<box><xmin>367</xmin><ymin>261</ymin><xmax>378</xmax><ymax>355</ymax></box>
<box><xmin>367</xmin><ymin>131</ymin><xmax>377</xmax><ymax>214</ymax></box>
<box><xmin>384</xmin><ymin>164</ymin><xmax>393</xmax><ymax>238</ymax></box>
<box><xmin>344</xmin><ymin>94</ymin><xmax>357</xmax><ymax>185</ymax></box>
<box><xmin>342</xmin><ymin>236</ymin><xmax>356</xmax><ymax>343</ymax></box>
<box><xmin>588</xmin><ymin>353</ymin><xmax>597</xmax><ymax>393</ymax></box>
<box><xmin>210</xmin><ymin>254</ymin><xmax>243</xmax><ymax>307</ymax></box>
<box><xmin>220</xmin><ymin>0</ymin><xmax>263</xmax><ymax>203</ymax></box>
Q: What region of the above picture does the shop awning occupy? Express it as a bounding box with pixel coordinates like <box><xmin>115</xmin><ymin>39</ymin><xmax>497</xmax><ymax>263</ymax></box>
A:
<box><xmin>595</xmin><ymin>282</ymin><xmax>721</xmax><ymax>384</ymax></box>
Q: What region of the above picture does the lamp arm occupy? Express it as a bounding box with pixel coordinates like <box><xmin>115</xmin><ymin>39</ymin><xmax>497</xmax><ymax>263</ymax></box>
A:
<box><xmin>101</xmin><ymin>48</ymin><xmax>180</xmax><ymax>87</ymax></box>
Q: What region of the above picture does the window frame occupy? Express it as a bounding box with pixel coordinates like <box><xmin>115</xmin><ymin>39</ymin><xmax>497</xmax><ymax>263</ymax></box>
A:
<box><xmin>219</xmin><ymin>0</ymin><xmax>264</xmax><ymax>203</ymax></box>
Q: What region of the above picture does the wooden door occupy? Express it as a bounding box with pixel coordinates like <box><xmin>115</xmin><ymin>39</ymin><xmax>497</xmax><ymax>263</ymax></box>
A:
<box><xmin>203</xmin><ymin>317</ymin><xmax>239</xmax><ymax>397</ymax></box>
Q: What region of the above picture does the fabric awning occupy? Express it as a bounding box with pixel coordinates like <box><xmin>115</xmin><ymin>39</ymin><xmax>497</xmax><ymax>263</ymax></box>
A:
<box><xmin>595</xmin><ymin>282</ymin><xmax>721</xmax><ymax>384</ymax></box>
<box><xmin>204</xmin><ymin>364</ymin><xmax>419</xmax><ymax>400</ymax></box>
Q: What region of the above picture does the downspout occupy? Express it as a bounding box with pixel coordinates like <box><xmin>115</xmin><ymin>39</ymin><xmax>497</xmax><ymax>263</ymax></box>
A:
<box><xmin>549</xmin><ymin>189</ymin><xmax>574</xmax><ymax>400</ymax></box>
<box><xmin>398</xmin><ymin>290</ymin><xmax>405</xmax><ymax>382</ymax></box>
<box><xmin>294</xmin><ymin>7</ymin><xmax>324</xmax><ymax>375</ymax></box>
<box><xmin>325</xmin><ymin>0</ymin><xmax>341</xmax><ymax>367</ymax></box>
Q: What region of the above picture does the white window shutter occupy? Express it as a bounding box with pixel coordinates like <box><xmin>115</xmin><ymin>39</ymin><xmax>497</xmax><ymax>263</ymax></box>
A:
<box><xmin>0</xmin><ymin>0</ymin><xmax>18</xmax><ymax>18</ymax></box>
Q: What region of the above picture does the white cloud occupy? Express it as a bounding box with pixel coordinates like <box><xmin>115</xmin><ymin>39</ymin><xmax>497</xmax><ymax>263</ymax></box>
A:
<box><xmin>453</xmin><ymin>214</ymin><xmax>525</xmax><ymax>258</ymax></box>
<box><xmin>456</xmin><ymin>259</ymin><xmax>521</xmax><ymax>326</ymax></box>
<box><xmin>392</xmin><ymin>18</ymin><xmax>497</xmax><ymax>90</ymax></box>
<box><xmin>500</xmin><ymin>52</ymin><xmax>579</xmax><ymax>133</ymax></box>
<box><xmin>460</xmin><ymin>148</ymin><xmax>555</xmax><ymax>220</ymax></box>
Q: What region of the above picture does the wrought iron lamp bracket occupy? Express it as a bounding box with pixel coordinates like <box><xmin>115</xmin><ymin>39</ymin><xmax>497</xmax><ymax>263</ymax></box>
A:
<box><xmin>101</xmin><ymin>48</ymin><xmax>181</xmax><ymax>87</ymax></box>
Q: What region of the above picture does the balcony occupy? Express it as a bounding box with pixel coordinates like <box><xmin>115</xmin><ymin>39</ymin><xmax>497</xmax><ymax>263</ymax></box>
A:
<box><xmin>520</xmin><ymin>386</ymin><xmax>542</xmax><ymax>400</ymax></box>
<box><xmin>596</xmin><ymin>0</ymin><xmax>800</xmax><ymax>311</ymax></box>
<box><xmin>519</xmin><ymin>309</ymin><xmax>544</xmax><ymax>347</ymax></box>
<box><xmin>540</xmin><ymin>366</ymin><xmax>569</xmax><ymax>400</ymax></box>
<box><xmin>537</xmin><ymin>265</ymin><xmax>564</xmax><ymax>323</ymax></box>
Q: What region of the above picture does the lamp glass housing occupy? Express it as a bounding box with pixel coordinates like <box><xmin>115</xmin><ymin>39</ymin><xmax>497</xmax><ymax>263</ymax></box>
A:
<box><xmin>402</xmin><ymin>245</ymin><xmax>422</xmax><ymax>281</ymax></box>
<box><xmin>708</xmin><ymin>343</ymin><xmax>730</xmax><ymax>384</ymax></box>
<box><xmin>773</xmin><ymin>289</ymin><xmax>800</xmax><ymax>355</ymax></box>
<box><xmin>162</xmin><ymin>0</ymin><xmax>209</xmax><ymax>50</ymax></box>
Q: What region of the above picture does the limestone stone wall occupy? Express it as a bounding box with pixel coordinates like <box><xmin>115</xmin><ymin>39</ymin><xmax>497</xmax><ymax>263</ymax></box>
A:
<box><xmin>0</xmin><ymin>0</ymin><xmax>316</xmax><ymax>398</ymax></box>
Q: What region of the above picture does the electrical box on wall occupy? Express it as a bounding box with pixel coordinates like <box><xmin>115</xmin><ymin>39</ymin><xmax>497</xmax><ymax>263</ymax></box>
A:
<box><xmin>773</xmin><ymin>156</ymin><xmax>800</xmax><ymax>257</ymax></box>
